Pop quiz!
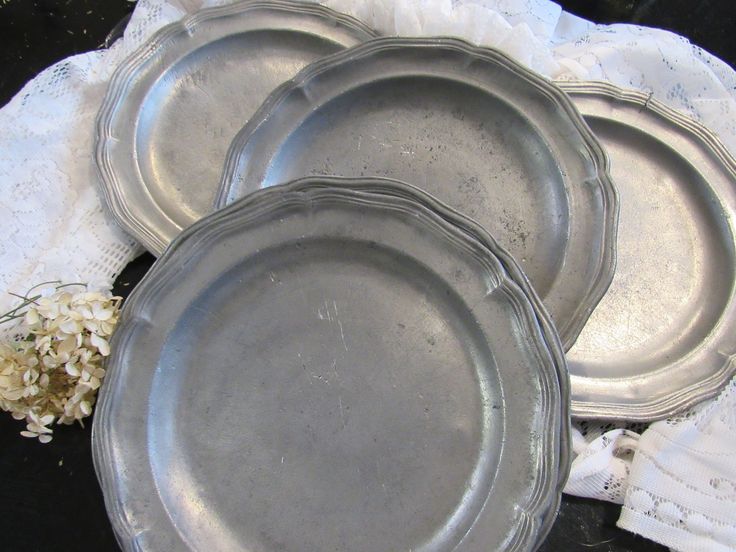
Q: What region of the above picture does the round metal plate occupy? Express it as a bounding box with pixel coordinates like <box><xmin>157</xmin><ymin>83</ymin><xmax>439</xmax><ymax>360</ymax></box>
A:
<box><xmin>93</xmin><ymin>177</ymin><xmax>568</xmax><ymax>552</ymax></box>
<box><xmin>95</xmin><ymin>0</ymin><xmax>376</xmax><ymax>254</ymax></box>
<box><xmin>215</xmin><ymin>37</ymin><xmax>617</xmax><ymax>351</ymax></box>
<box><xmin>561</xmin><ymin>81</ymin><xmax>736</xmax><ymax>420</ymax></box>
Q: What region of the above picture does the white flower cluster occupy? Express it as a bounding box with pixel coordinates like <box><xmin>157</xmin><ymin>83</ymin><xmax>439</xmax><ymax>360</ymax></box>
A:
<box><xmin>0</xmin><ymin>289</ymin><xmax>121</xmax><ymax>443</ymax></box>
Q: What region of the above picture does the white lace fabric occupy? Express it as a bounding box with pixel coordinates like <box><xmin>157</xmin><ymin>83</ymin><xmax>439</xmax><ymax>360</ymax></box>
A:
<box><xmin>566</xmin><ymin>426</ymin><xmax>640</xmax><ymax>504</ymax></box>
<box><xmin>618</xmin><ymin>380</ymin><xmax>736</xmax><ymax>551</ymax></box>
<box><xmin>2</xmin><ymin>1</ymin><xmax>735</xmax><ymax>550</ymax></box>
<box><xmin>0</xmin><ymin>51</ymin><xmax>139</xmax><ymax>339</ymax></box>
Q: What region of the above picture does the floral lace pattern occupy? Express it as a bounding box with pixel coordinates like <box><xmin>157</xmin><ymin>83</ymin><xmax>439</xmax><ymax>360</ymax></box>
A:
<box><xmin>621</xmin><ymin>486</ymin><xmax>736</xmax><ymax>551</ymax></box>
<box><xmin>616</xmin><ymin>379</ymin><xmax>736</xmax><ymax>550</ymax></box>
<box><xmin>566</xmin><ymin>426</ymin><xmax>639</xmax><ymax>504</ymax></box>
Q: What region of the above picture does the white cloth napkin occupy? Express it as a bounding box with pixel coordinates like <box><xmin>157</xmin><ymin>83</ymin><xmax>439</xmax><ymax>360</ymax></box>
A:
<box><xmin>1</xmin><ymin>1</ymin><xmax>734</xmax><ymax>550</ymax></box>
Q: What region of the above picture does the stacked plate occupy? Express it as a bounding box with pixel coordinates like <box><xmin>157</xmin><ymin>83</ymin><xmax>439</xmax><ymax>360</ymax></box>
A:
<box><xmin>92</xmin><ymin>1</ymin><xmax>736</xmax><ymax>551</ymax></box>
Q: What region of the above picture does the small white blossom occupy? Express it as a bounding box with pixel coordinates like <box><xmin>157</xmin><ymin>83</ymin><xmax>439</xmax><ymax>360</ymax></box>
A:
<box><xmin>0</xmin><ymin>286</ymin><xmax>122</xmax><ymax>443</ymax></box>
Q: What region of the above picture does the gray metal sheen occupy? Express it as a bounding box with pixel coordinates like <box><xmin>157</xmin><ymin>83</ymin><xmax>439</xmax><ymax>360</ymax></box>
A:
<box><xmin>95</xmin><ymin>0</ymin><xmax>377</xmax><ymax>254</ymax></box>
<box><xmin>216</xmin><ymin>37</ymin><xmax>618</xmax><ymax>351</ymax></box>
<box><xmin>561</xmin><ymin>81</ymin><xmax>736</xmax><ymax>420</ymax></box>
<box><xmin>93</xmin><ymin>177</ymin><xmax>569</xmax><ymax>552</ymax></box>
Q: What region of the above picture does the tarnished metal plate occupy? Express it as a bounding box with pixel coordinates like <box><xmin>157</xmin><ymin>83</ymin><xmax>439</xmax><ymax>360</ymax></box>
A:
<box><xmin>562</xmin><ymin>81</ymin><xmax>736</xmax><ymax>420</ymax></box>
<box><xmin>216</xmin><ymin>37</ymin><xmax>617</xmax><ymax>350</ymax></box>
<box><xmin>93</xmin><ymin>177</ymin><xmax>568</xmax><ymax>552</ymax></box>
<box><xmin>95</xmin><ymin>0</ymin><xmax>376</xmax><ymax>254</ymax></box>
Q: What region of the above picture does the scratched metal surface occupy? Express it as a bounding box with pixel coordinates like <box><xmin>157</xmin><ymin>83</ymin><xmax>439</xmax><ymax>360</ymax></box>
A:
<box><xmin>95</xmin><ymin>0</ymin><xmax>376</xmax><ymax>255</ymax></box>
<box><xmin>94</xmin><ymin>179</ymin><xmax>567</xmax><ymax>552</ymax></box>
<box><xmin>216</xmin><ymin>37</ymin><xmax>618</xmax><ymax>353</ymax></box>
<box><xmin>561</xmin><ymin>81</ymin><xmax>736</xmax><ymax>421</ymax></box>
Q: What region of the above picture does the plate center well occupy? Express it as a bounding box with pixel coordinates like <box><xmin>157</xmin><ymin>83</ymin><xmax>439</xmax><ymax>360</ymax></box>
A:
<box><xmin>149</xmin><ymin>239</ymin><xmax>501</xmax><ymax>552</ymax></box>
<box><xmin>568</xmin><ymin>117</ymin><xmax>735</xmax><ymax>376</ymax></box>
<box><xmin>137</xmin><ymin>30</ymin><xmax>346</xmax><ymax>225</ymax></box>
<box><xmin>261</xmin><ymin>76</ymin><xmax>570</xmax><ymax>298</ymax></box>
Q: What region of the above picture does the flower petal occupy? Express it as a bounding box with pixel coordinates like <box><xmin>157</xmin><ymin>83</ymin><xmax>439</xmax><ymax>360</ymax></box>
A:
<box><xmin>80</xmin><ymin>400</ymin><xmax>92</xmax><ymax>416</ymax></box>
<box><xmin>24</xmin><ymin>309</ymin><xmax>40</xmax><ymax>325</ymax></box>
<box><xmin>92</xmin><ymin>303</ymin><xmax>114</xmax><ymax>321</ymax></box>
<box><xmin>65</xmin><ymin>363</ymin><xmax>81</xmax><ymax>377</ymax></box>
<box><xmin>2</xmin><ymin>388</ymin><xmax>25</xmax><ymax>400</ymax></box>
<box><xmin>89</xmin><ymin>333</ymin><xmax>110</xmax><ymax>356</ymax></box>
<box><xmin>59</xmin><ymin>318</ymin><xmax>82</xmax><ymax>334</ymax></box>
<box><xmin>58</xmin><ymin>336</ymin><xmax>77</xmax><ymax>356</ymax></box>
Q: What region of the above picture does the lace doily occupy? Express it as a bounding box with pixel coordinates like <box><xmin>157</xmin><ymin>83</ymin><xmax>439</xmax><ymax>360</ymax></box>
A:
<box><xmin>2</xmin><ymin>1</ymin><xmax>735</xmax><ymax>550</ymax></box>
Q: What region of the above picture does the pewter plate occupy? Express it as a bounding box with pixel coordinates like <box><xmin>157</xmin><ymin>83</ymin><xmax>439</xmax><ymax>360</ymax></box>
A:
<box><xmin>278</xmin><ymin>176</ymin><xmax>572</xmax><ymax>540</ymax></box>
<box><xmin>95</xmin><ymin>0</ymin><xmax>376</xmax><ymax>255</ymax></box>
<box><xmin>560</xmin><ymin>81</ymin><xmax>736</xmax><ymax>420</ymax></box>
<box><xmin>215</xmin><ymin>37</ymin><xmax>618</xmax><ymax>351</ymax></box>
<box><xmin>93</xmin><ymin>177</ymin><xmax>568</xmax><ymax>552</ymax></box>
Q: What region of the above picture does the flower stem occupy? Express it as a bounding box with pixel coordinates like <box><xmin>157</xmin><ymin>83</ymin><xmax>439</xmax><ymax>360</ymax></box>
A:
<box><xmin>0</xmin><ymin>282</ymin><xmax>88</xmax><ymax>327</ymax></box>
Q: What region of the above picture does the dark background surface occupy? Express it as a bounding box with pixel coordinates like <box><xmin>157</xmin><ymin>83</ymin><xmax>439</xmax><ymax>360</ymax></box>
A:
<box><xmin>0</xmin><ymin>1</ymin><xmax>734</xmax><ymax>551</ymax></box>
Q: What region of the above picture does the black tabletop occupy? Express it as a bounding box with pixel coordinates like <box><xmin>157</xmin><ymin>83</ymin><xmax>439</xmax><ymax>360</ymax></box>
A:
<box><xmin>1</xmin><ymin>1</ymin><xmax>733</xmax><ymax>551</ymax></box>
